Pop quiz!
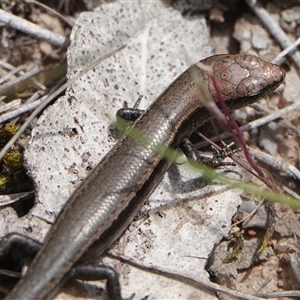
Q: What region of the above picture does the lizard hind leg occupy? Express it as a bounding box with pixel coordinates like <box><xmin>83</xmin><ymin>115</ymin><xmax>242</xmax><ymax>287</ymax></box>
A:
<box><xmin>0</xmin><ymin>233</ymin><xmax>41</xmax><ymax>295</ymax></box>
<box><xmin>70</xmin><ymin>264</ymin><xmax>135</xmax><ymax>300</ymax></box>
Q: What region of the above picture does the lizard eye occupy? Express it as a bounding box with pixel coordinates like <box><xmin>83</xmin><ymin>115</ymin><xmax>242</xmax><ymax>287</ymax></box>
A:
<box><xmin>220</xmin><ymin>69</ymin><xmax>231</xmax><ymax>81</ymax></box>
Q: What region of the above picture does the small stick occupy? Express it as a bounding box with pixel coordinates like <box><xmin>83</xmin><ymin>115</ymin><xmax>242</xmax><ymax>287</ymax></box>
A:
<box><xmin>195</xmin><ymin>101</ymin><xmax>300</xmax><ymax>149</ymax></box>
<box><xmin>245</xmin><ymin>0</ymin><xmax>300</xmax><ymax>69</ymax></box>
<box><xmin>24</xmin><ymin>0</ymin><xmax>74</xmax><ymax>27</ymax></box>
<box><xmin>0</xmin><ymin>9</ymin><xmax>69</xmax><ymax>48</ymax></box>
<box><xmin>252</xmin><ymin>148</ymin><xmax>300</xmax><ymax>180</ymax></box>
<box><xmin>107</xmin><ymin>252</ymin><xmax>265</xmax><ymax>300</ymax></box>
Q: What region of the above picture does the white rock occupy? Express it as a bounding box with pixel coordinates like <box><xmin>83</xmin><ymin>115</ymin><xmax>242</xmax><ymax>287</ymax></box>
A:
<box><xmin>7</xmin><ymin>1</ymin><xmax>245</xmax><ymax>299</ymax></box>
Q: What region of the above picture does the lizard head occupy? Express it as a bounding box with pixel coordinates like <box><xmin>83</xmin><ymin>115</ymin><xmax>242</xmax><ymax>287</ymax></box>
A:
<box><xmin>197</xmin><ymin>54</ymin><xmax>285</xmax><ymax>108</ymax></box>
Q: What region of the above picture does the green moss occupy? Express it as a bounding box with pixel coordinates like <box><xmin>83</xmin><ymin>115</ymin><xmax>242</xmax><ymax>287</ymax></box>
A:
<box><xmin>3</xmin><ymin>150</ymin><xmax>23</xmax><ymax>169</ymax></box>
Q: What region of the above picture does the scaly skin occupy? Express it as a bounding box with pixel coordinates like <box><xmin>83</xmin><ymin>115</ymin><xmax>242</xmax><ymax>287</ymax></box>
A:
<box><xmin>3</xmin><ymin>54</ymin><xmax>285</xmax><ymax>300</ymax></box>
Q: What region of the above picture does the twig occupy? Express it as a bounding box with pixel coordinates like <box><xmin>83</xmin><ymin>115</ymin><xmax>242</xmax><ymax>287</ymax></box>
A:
<box><xmin>0</xmin><ymin>99</ymin><xmax>42</xmax><ymax>124</ymax></box>
<box><xmin>283</xmin><ymin>187</ymin><xmax>300</xmax><ymax>200</ymax></box>
<box><xmin>24</xmin><ymin>0</ymin><xmax>74</xmax><ymax>27</ymax></box>
<box><xmin>244</xmin><ymin>0</ymin><xmax>300</xmax><ymax>69</ymax></box>
<box><xmin>289</xmin><ymin>252</ymin><xmax>300</xmax><ymax>284</ymax></box>
<box><xmin>0</xmin><ymin>65</ymin><xmax>26</xmax><ymax>85</ymax></box>
<box><xmin>272</xmin><ymin>35</ymin><xmax>300</xmax><ymax>65</ymax></box>
<box><xmin>0</xmin><ymin>99</ymin><xmax>22</xmax><ymax>115</ymax></box>
<box><xmin>0</xmin><ymin>61</ymin><xmax>25</xmax><ymax>71</ymax></box>
<box><xmin>107</xmin><ymin>252</ymin><xmax>264</xmax><ymax>300</ymax></box>
<box><xmin>256</xmin><ymin>290</ymin><xmax>300</xmax><ymax>298</ymax></box>
<box><xmin>0</xmin><ymin>79</ymin><xmax>61</xmax><ymax>124</ymax></box>
<box><xmin>0</xmin><ymin>9</ymin><xmax>69</xmax><ymax>48</ymax></box>
<box><xmin>231</xmin><ymin>198</ymin><xmax>265</xmax><ymax>227</ymax></box>
<box><xmin>0</xmin><ymin>61</ymin><xmax>47</xmax><ymax>95</ymax></box>
<box><xmin>0</xmin><ymin>65</ymin><xmax>40</xmax><ymax>97</ymax></box>
<box><xmin>24</xmin><ymin>90</ymin><xmax>47</xmax><ymax>104</ymax></box>
<box><xmin>0</xmin><ymin>191</ymin><xmax>34</xmax><ymax>206</ymax></box>
<box><xmin>195</xmin><ymin>101</ymin><xmax>300</xmax><ymax>149</ymax></box>
<box><xmin>241</xmin><ymin>101</ymin><xmax>300</xmax><ymax>132</ymax></box>
<box><xmin>252</xmin><ymin>148</ymin><xmax>300</xmax><ymax>181</ymax></box>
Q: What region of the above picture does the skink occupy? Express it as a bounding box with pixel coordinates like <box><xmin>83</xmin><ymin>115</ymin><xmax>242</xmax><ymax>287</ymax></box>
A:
<box><xmin>0</xmin><ymin>54</ymin><xmax>285</xmax><ymax>299</ymax></box>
